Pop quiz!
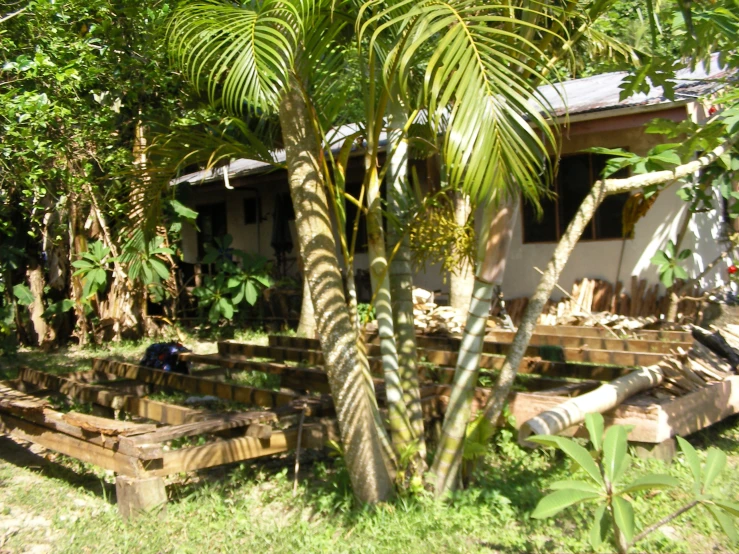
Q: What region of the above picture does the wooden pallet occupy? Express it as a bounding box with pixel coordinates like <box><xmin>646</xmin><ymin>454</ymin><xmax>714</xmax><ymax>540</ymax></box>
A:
<box><xmin>1</xmin><ymin>362</ymin><xmax>339</xmax><ymax>519</ymax></box>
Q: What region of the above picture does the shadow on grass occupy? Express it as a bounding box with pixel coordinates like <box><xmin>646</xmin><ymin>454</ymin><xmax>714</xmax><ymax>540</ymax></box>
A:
<box><xmin>0</xmin><ymin>435</ymin><xmax>116</xmax><ymax>504</ymax></box>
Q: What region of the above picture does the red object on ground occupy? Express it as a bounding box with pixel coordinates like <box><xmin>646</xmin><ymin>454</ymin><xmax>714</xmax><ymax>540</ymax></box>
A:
<box><xmin>729</xmin><ymin>265</ymin><xmax>738</xmax><ymax>275</ymax></box>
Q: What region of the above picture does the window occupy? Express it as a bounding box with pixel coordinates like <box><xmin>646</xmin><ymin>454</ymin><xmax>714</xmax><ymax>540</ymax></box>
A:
<box><xmin>522</xmin><ymin>153</ymin><xmax>629</xmax><ymax>243</ymax></box>
<box><xmin>196</xmin><ymin>202</ymin><xmax>227</xmax><ymax>258</ymax></box>
<box><xmin>243</xmin><ymin>197</ymin><xmax>261</xmax><ymax>225</ymax></box>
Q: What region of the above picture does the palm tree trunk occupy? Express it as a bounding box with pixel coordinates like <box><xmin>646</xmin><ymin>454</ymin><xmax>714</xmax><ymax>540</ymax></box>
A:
<box><xmin>450</xmin><ymin>192</ymin><xmax>475</xmax><ymax>313</ymax></box>
<box><xmin>386</xmin><ymin>106</ymin><xmax>426</xmax><ymax>463</ymax></box>
<box><xmin>431</xmin><ymin>195</ymin><xmax>518</xmax><ymax>496</ymax></box>
<box><xmin>365</xmin><ymin>152</ymin><xmax>416</xmax><ymax>454</ymax></box>
<box><xmin>278</xmin><ymin>79</ymin><xmax>394</xmax><ymax>503</ymax></box>
<box><xmin>297</xmin><ymin>277</ymin><xmax>316</xmax><ymax>337</ymax></box>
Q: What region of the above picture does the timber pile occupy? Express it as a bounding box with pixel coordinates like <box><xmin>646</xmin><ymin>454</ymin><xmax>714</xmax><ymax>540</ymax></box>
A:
<box><xmin>520</xmin><ymin>323</ymin><xmax>739</xmax><ymax>441</ymax></box>
<box><xmin>411</xmin><ymin>288</ymin><xmax>468</xmax><ymax>335</ymax></box>
<box><xmin>496</xmin><ymin>277</ymin><xmax>702</xmax><ymax>327</ymax></box>
<box><xmin>652</xmin><ymin>324</ymin><xmax>739</xmax><ymax>398</ymax></box>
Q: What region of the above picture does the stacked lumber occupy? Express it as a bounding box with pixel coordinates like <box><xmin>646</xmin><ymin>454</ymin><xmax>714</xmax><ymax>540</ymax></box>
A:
<box><xmin>493</xmin><ymin>276</ymin><xmax>702</xmax><ymax>327</ymax></box>
<box><xmin>411</xmin><ymin>288</ymin><xmax>467</xmax><ymax>335</ymax></box>
<box><xmin>645</xmin><ymin>324</ymin><xmax>739</xmax><ymax>398</ymax></box>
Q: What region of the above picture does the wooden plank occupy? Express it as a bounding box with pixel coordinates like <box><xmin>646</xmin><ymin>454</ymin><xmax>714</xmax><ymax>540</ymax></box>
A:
<box><xmin>212</xmin><ymin>342</ymin><xmax>631</xmax><ymax>381</ymax></box>
<box><xmin>17</xmin><ymin>367</ymin><xmax>206</xmax><ymax>426</ymax></box>
<box><xmin>61</xmin><ymin>412</ymin><xmax>158</xmax><ymax>436</ymax></box>
<box><xmin>267</xmin><ymin>334</ymin><xmax>672</xmax><ymax>365</ymax></box>
<box><xmin>656</xmin><ymin>375</ymin><xmax>739</xmax><ymax>442</ymax></box>
<box><xmin>0</xmin><ymin>411</ymin><xmax>145</xmax><ymax>476</ymax></box>
<box><xmin>123</xmin><ymin>411</ymin><xmax>278</xmax><ymax>446</ymax></box>
<box><xmin>151</xmin><ymin>424</ymin><xmax>328</xmax><ymax>476</ymax></box>
<box><xmin>92</xmin><ymin>359</ymin><xmax>301</xmax><ymax>407</ymax></box>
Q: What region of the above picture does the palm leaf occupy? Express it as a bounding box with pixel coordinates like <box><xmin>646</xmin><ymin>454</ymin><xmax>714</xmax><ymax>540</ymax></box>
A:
<box><xmin>366</xmin><ymin>0</ymin><xmax>563</xmax><ymax>206</ymax></box>
<box><xmin>167</xmin><ymin>0</ymin><xmax>299</xmax><ymax>115</ymax></box>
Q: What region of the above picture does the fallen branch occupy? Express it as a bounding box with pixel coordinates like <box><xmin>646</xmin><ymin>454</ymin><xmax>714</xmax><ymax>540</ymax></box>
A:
<box><xmin>518</xmin><ymin>365</ymin><xmax>664</xmax><ymax>443</ymax></box>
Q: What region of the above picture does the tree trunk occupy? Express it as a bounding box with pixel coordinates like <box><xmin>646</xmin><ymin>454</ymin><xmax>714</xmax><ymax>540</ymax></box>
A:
<box><xmin>431</xmin><ymin>194</ymin><xmax>518</xmax><ymax>496</ymax></box>
<box><xmin>386</xmin><ymin>103</ymin><xmax>426</xmax><ymax>464</ymax></box>
<box><xmin>518</xmin><ymin>365</ymin><xmax>663</xmax><ymax>442</ymax></box>
<box><xmin>278</xmin><ymin>78</ymin><xmax>394</xmax><ymax>503</ymax></box>
<box><xmin>25</xmin><ymin>259</ymin><xmax>48</xmax><ymax>346</ymax></box>
<box><xmin>450</xmin><ymin>192</ymin><xmax>474</xmax><ymax>313</ymax></box>
<box><xmin>363</xmin><ymin>112</ymin><xmax>415</xmax><ymax>455</ymax></box>
<box><xmin>296</xmin><ymin>277</ymin><xmax>317</xmax><ymax>337</ymax></box>
<box><xmin>481</xmin><ymin>140</ymin><xmax>735</xmax><ymax>429</ymax></box>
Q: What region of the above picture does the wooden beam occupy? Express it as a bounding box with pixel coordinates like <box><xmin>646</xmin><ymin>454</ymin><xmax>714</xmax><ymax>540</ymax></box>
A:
<box><xmin>266</xmin><ymin>334</ymin><xmax>668</xmax><ymax>366</ymax></box>
<box><xmin>92</xmin><ymin>359</ymin><xmax>302</xmax><ymax>408</ymax></box>
<box><xmin>0</xmin><ymin>411</ymin><xmax>146</xmax><ymax>476</ymax></box>
<box><xmin>122</xmin><ymin>411</ymin><xmax>278</xmax><ymax>447</ymax></box>
<box><xmin>149</xmin><ymin>422</ymin><xmax>335</xmax><ymax>476</ymax></box>
<box><xmin>223</xmin><ymin>341</ymin><xmax>631</xmax><ymax>381</ymax></box>
<box><xmin>17</xmin><ymin>367</ymin><xmax>206</xmax><ymax>425</ymax></box>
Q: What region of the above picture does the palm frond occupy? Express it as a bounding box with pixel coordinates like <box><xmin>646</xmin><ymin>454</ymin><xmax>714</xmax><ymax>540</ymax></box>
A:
<box><xmin>367</xmin><ymin>0</ymin><xmax>563</xmax><ymax>206</ymax></box>
<box><xmin>167</xmin><ymin>0</ymin><xmax>300</xmax><ymax>115</ymax></box>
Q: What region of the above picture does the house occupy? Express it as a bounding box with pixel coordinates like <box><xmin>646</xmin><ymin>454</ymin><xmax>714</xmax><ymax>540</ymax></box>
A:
<box><xmin>174</xmin><ymin>55</ymin><xmax>734</xmax><ymax>305</ymax></box>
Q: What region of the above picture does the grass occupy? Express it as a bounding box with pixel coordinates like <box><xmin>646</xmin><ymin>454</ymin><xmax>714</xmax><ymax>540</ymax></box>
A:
<box><xmin>0</xmin><ymin>333</ymin><xmax>738</xmax><ymax>553</ymax></box>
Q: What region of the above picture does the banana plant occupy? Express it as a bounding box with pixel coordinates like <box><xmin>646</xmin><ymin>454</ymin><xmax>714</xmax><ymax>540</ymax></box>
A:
<box><xmin>530</xmin><ymin>413</ymin><xmax>737</xmax><ymax>554</ymax></box>
<box><xmin>71</xmin><ymin>240</ymin><xmax>116</xmax><ymax>299</ymax></box>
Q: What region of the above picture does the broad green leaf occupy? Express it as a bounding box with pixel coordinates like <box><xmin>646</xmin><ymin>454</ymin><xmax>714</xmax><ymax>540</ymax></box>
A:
<box><xmin>254</xmin><ymin>275</ymin><xmax>272</xmax><ymax>287</ymax></box>
<box><xmin>219</xmin><ymin>297</ymin><xmax>234</xmax><ymax>320</ymax></box>
<box><xmin>619</xmin><ymin>474</ymin><xmax>680</xmax><ymax>495</ymax></box>
<box><xmin>531</xmin><ymin>489</ymin><xmax>601</xmax><ymax>519</ymax></box>
<box><xmin>650</xmin><ymin>251</ymin><xmax>670</xmax><ymax>266</ymax></box>
<box><xmin>548</xmin><ymin>480</ymin><xmax>603</xmax><ymax>495</ymax></box>
<box><xmin>244</xmin><ymin>280</ymin><xmax>258</xmax><ymax>305</ymax></box>
<box><xmin>150</xmin><ymin>259</ymin><xmax>170</xmax><ymax>281</ymax></box>
<box><xmin>706</xmin><ymin>504</ymin><xmax>738</xmax><ymax>544</ymax></box>
<box><xmin>585</xmin><ymin>413</ymin><xmax>604</xmax><ymax>451</ymax></box>
<box><xmin>71</xmin><ymin>259</ymin><xmax>94</xmax><ymax>269</ymax></box>
<box><xmin>677</xmin><ymin>249</ymin><xmax>691</xmax><ymax>260</ymax></box>
<box><xmin>589</xmin><ymin>503</ymin><xmax>609</xmax><ymax>550</ymax></box>
<box><xmin>227</xmin><ymin>276</ymin><xmax>243</xmax><ymax>289</ymax></box>
<box><xmin>703</xmin><ymin>448</ymin><xmax>727</xmax><ymax>491</ymax></box>
<box><xmin>170</xmin><ymin>199</ymin><xmax>199</xmax><ymax>221</ymax></box>
<box><xmin>714</xmin><ymin>500</ymin><xmax>739</xmax><ymax>518</ymax></box>
<box><xmin>674</xmin><ymin>265</ymin><xmax>688</xmax><ymax>280</ymax></box>
<box><xmin>528</xmin><ymin>435</ymin><xmax>603</xmax><ymax>485</ymax></box>
<box><xmin>612</xmin><ymin>496</ymin><xmax>635</xmax><ymax>544</ymax></box>
<box><xmin>603</xmin><ymin>425</ymin><xmax>629</xmax><ymax>485</ymax></box>
<box><xmin>232</xmin><ymin>285</ymin><xmax>245</xmax><ymax>305</ymax></box>
<box><xmin>208</xmin><ymin>302</ymin><xmax>221</xmax><ymax>323</ymax></box>
<box><xmin>12</xmin><ymin>284</ymin><xmax>34</xmax><ymax>306</ymax></box>
<box><xmin>677</xmin><ymin>436</ymin><xmax>702</xmax><ymax>490</ymax></box>
<box><xmin>660</xmin><ymin>267</ymin><xmax>675</xmax><ymax>288</ymax></box>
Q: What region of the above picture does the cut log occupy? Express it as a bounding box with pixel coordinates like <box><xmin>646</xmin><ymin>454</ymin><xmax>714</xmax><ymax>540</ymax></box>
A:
<box><xmin>518</xmin><ymin>364</ymin><xmax>664</xmax><ymax>443</ymax></box>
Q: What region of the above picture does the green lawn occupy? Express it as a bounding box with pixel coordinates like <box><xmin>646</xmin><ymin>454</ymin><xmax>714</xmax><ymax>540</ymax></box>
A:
<box><xmin>0</xmin><ymin>336</ymin><xmax>737</xmax><ymax>553</ymax></box>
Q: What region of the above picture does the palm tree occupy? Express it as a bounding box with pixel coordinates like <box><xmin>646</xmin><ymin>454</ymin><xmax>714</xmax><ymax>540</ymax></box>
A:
<box><xmin>168</xmin><ymin>0</ymin><xmax>396</xmax><ymax>503</ymax></box>
<box><xmin>166</xmin><ymin>0</ymin><xmax>629</xmax><ymax>499</ymax></box>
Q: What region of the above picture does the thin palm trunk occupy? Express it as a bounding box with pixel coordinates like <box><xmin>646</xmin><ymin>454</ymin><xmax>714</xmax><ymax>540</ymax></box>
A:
<box><xmin>386</xmin><ymin>102</ymin><xmax>426</xmax><ymax>463</ymax></box>
<box><xmin>365</xmin><ymin>151</ymin><xmax>416</xmax><ymax>454</ymax></box>
<box><xmin>450</xmin><ymin>192</ymin><xmax>475</xmax><ymax>313</ymax></box>
<box><xmin>431</xmin><ymin>195</ymin><xmax>518</xmax><ymax>496</ymax></box>
<box><xmin>279</xmin><ymin>79</ymin><xmax>394</xmax><ymax>503</ymax></box>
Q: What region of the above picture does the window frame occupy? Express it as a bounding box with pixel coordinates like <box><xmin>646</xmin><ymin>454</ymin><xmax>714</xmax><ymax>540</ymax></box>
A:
<box><xmin>521</xmin><ymin>152</ymin><xmax>631</xmax><ymax>244</ymax></box>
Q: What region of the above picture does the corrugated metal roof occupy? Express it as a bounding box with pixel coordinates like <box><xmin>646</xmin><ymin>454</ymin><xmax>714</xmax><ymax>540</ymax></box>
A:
<box><xmin>175</xmin><ymin>54</ymin><xmax>732</xmax><ymax>186</ymax></box>
<box><xmin>538</xmin><ymin>53</ymin><xmax>731</xmax><ymax>117</ymax></box>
